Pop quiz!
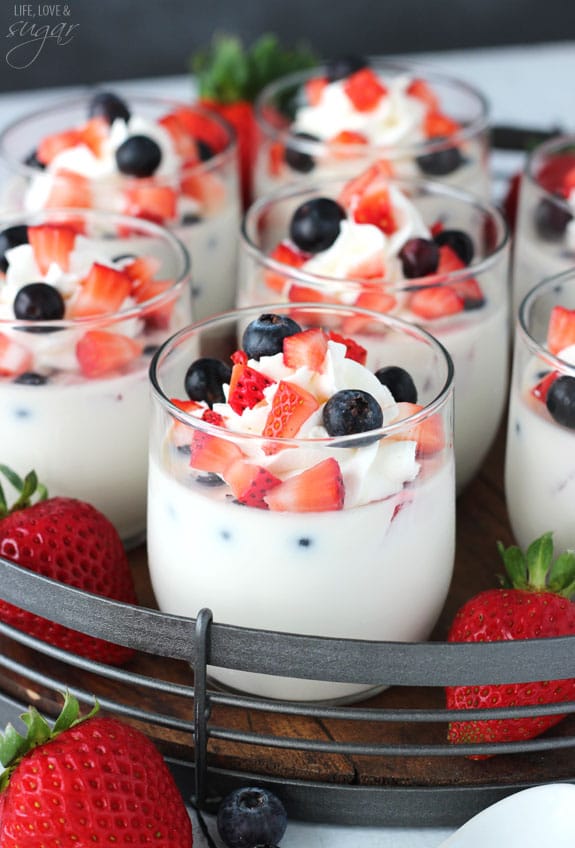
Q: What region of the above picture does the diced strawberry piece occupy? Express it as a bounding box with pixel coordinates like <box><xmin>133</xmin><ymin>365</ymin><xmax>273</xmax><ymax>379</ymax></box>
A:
<box><xmin>343</xmin><ymin>68</ymin><xmax>388</xmax><ymax>112</ymax></box>
<box><xmin>409</xmin><ymin>285</ymin><xmax>465</xmax><ymax>319</ymax></box>
<box><xmin>537</xmin><ymin>153</ymin><xmax>575</xmax><ymax>194</ymax></box>
<box><xmin>263</xmin><ymin>380</ymin><xmax>319</xmax><ymax>438</ymax></box>
<box><xmin>329</xmin><ymin>130</ymin><xmax>369</xmax><ymax>147</ymax></box>
<box><xmin>28</xmin><ymin>224</ymin><xmax>77</xmax><ymax>274</ymax></box>
<box><xmin>531</xmin><ymin>370</ymin><xmax>560</xmax><ymax>403</ymax></box>
<box><xmin>180</xmin><ymin>171</ymin><xmax>225</xmax><ymax>212</ymax></box>
<box><xmin>132</xmin><ymin>278</ymin><xmax>175</xmax><ymax>329</ymax></box>
<box><xmin>79</xmin><ymin>116</ymin><xmax>109</xmax><ymax>158</ymax></box>
<box><xmin>45</xmin><ymin>170</ymin><xmax>91</xmax><ymax>209</ymax></box>
<box><xmin>406</xmin><ymin>78</ymin><xmax>441</xmax><ymax>113</ymax></box>
<box><xmin>343</xmin><ymin>288</ymin><xmax>397</xmax><ymax>333</ymax></box>
<box><xmin>0</xmin><ymin>332</ymin><xmax>33</xmax><ymax>376</ymax></box>
<box><xmin>169</xmin><ymin>398</ymin><xmax>204</xmax><ymax>446</ymax></box>
<box><xmin>76</xmin><ymin>330</ymin><xmax>142</xmax><ymax>378</ymax></box>
<box><xmin>158</xmin><ymin>111</ymin><xmax>200</xmax><ymax>160</ymax></box>
<box><xmin>547</xmin><ymin>305</ymin><xmax>575</xmax><ymax>355</ymax></box>
<box><xmin>305</xmin><ymin>76</ymin><xmax>328</xmax><ymax>106</ymax></box>
<box><xmin>265</xmin><ymin>457</ymin><xmax>345</xmax><ymax>512</ymax></box>
<box><xmin>430</xmin><ymin>219</ymin><xmax>444</xmax><ymax>237</ymax></box>
<box><xmin>231</xmin><ymin>349</ymin><xmax>248</xmax><ymax>365</ymax></box>
<box><xmin>347</xmin><ymin>252</ymin><xmax>386</xmax><ymax>280</ymax></box>
<box><xmin>338</xmin><ymin>159</ymin><xmax>395</xmax><ymax>211</ymax></box>
<box><xmin>436</xmin><ymin>244</ymin><xmax>467</xmax><ymax>274</ymax></box>
<box><xmin>122</xmin><ymin>255</ymin><xmax>161</xmax><ymax>285</ymax></box>
<box><xmin>228</xmin><ymin>363</ymin><xmax>274</xmax><ymax>414</ymax></box>
<box><xmin>283</xmin><ymin>328</ymin><xmax>328</xmax><ymax>372</ymax></box>
<box><xmin>287</xmin><ymin>283</ymin><xmax>330</xmax><ymax>303</ymax></box>
<box><xmin>424</xmin><ymin>111</ymin><xmax>461</xmax><ymax>138</ymax></box>
<box><xmin>225</xmin><ymin>458</ymin><xmax>282</xmax><ymax>509</ymax></box>
<box><xmin>171</xmin><ymin>397</ymin><xmax>203</xmax><ymax>414</ymax></box>
<box><xmin>37</xmin><ymin>129</ymin><xmax>83</xmax><ymax>165</ymax></box>
<box><xmin>268</xmin><ymin>141</ymin><xmax>285</xmax><ymax>177</ymax></box>
<box><xmin>265</xmin><ymin>241</ymin><xmax>309</xmax><ymax>294</ymax></box>
<box><xmin>202</xmin><ymin>409</ymin><xmax>224</xmax><ymax>426</ymax></box>
<box><xmin>189</xmin><ymin>431</ymin><xmax>242</xmax><ymax>474</ymax></box>
<box><xmin>123</xmin><ymin>181</ymin><xmax>178</xmax><ymax>224</ymax></box>
<box><xmin>326</xmin><ymin>330</ymin><xmax>368</xmax><ymax>365</ymax></box>
<box><xmin>352</xmin><ymin>184</ymin><xmax>397</xmax><ymax>235</ymax></box>
<box><xmin>434</xmin><ymin>244</ymin><xmax>484</xmax><ymax>307</ymax></box>
<box><xmin>69</xmin><ymin>263</ymin><xmax>132</xmax><ymax>318</ymax></box>
<box><xmin>172</xmin><ymin>105</ymin><xmax>230</xmax><ymax>154</ymax></box>
<box><xmin>394</xmin><ymin>402</ymin><xmax>445</xmax><ymax>457</ymax></box>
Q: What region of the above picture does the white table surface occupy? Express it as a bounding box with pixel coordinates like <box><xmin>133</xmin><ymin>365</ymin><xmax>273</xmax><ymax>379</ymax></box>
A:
<box><xmin>0</xmin><ymin>39</ymin><xmax>574</xmax><ymax>848</ymax></box>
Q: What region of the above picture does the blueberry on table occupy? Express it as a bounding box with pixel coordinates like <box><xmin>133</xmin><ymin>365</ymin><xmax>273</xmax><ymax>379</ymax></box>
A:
<box><xmin>289</xmin><ymin>197</ymin><xmax>346</xmax><ymax>253</ymax></box>
<box><xmin>115</xmin><ymin>135</ymin><xmax>162</xmax><ymax>177</ymax></box>
<box><xmin>184</xmin><ymin>357</ymin><xmax>231</xmax><ymax>407</ymax></box>
<box><xmin>433</xmin><ymin>229</ymin><xmax>475</xmax><ymax>264</ymax></box>
<box><xmin>416</xmin><ymin>144</ymin><xmax>464</xmax><ymax>177</ymax></box>
<box><xmin>325</xmin><ymin>55</ymin><xmax>369</xmax><ymax>82</ymax></box>
<box><xmin>217</xmin><ymin>786</ymin><xmax>288</xmax><ymax>848</ymax></box>
<box><xmin>88</xmin><ymin>90</ymin><xmax>131</xmax><ymax>124</ymax></box>
<box><xmin>284</xmin><ymin>131</ymin><xmax>319</xmax><ymax>174</ymax></box>
<box><xmin>13</xmin><ymin>282</ymin><xmax>65</xmax><ymax>331</ymax></box>
<box><xmin>534</xmin><ymin>196</ymin><xmax>573</xmax><ymax>240</ymax></box>
<box><xmin>546</xmin><ymin>375</ymin><xmax>575</xmax><ymax>429</ymax></box>
<box><xmin>399</xmin><ymin>237</ymin><xmax>439</xmax><ymax>278</ymax></box>
<box><xmin>375</xmin><ymin>366</ymin><xmax>418</xmax><ymax>403</ymax></box>
<box><xmin>323</xmin><ymin>389</ymin><xmax>383</xmax><ymax>436</ymax></box>
<box><xmin>242</xmin><ymin>313</ymin><xmax>301</xmax><ymax>360</ymax></box>
<box><xmin>0</xmin><ymin>224</ymin><xmax>29</xmax><ymax>273</ymax></box>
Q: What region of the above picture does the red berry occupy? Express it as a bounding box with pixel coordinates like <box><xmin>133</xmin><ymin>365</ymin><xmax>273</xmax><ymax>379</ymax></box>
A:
<box><xmin>343</xmin><ymin>68</ymin><xmax>387</xmax><ymax>112</ymax></box>
<box><xmin>283</xmin><ymin>328</ymin><xmax>328</xmax><ymax>372</ymax></box>
<box><xmin>28</xmin><ymin>223</ymin><xmax>77</xmax><ymax>275</ymax></box>
<box><xmin>262</xmin><ymin>380</ymin><xmax>319</xmax><ymax>439</ymax></box>
<box><xmin>227</xmin><ymin>362</ymin><xmax>274</xmax><ymax>414</ymax></box>
<box><xmin>76</xmin><ymin>330</ymin><xmax>142</xmax><ymax>378</ymax></box>
<box><xmin>547</xmin><ymin>305</ymin><xmax>575</xmax><ymax>355</ymax></box>
<box><xmin>69</xmin><ymin>262</ymin><xmax>132</xmax><ymax>318</ymax></box>
<box><xmin>265</xmin><ymin>457</ymin><xmax>345</xmax><ymax>512</ymax></box>
<box><xmin>225</xmin><ymin>458</ymin><xmax>282</xmax><ymax>508</ymax></box>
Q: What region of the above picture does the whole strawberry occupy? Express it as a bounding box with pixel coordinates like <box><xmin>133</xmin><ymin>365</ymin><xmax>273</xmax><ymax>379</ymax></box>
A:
<box><xmin>0</xmin><ymin>692</ymin><xmax>192</xmax><ymax>846</ymax></box>
<box><xmin>0</xmin><ymin>465</ymin><xmax>137</xmax><ymax>665</ymax></box>
<box><xmin>447</xmin><ymin>532</ymin><xmax>575</xmax><ymax>751</ymax></box>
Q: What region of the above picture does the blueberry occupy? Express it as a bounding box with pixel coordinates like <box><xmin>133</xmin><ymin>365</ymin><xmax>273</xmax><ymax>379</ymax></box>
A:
<box><xmin>196</xmin><ymin>472</ymin><xmax>226</xmax><ymax>487</ymax></box>
<box><xmin>13</xmin><ymin>371</ymin><xmax>48</xmax><ymax>386</ymax></box>
<box><xmin>433</xmin><ymin>229</ymin><xmax>474</xmax><ymax>265</ymax></box>
<box><xmin>323</xmin><ymin>389</ymin><xmax>383</xmax><ymax>437</ymax></box>
<box><xmin>325</xmin><ymin>55</ymin><xmax>368</xmax><ymax>82</ymax></box>
<box><xmin>416</xmin><ymin>144</ymin><xmax>464</xmax><ymax>177</ymax></box>
<box><xmin>375</xmin><ymin>366</ymin><xmax>417</xmax><ymax>403</ymax></box>
<box><xmin>23</xmin><ymin>149</ymin><xmax>45</xmax><ymax>170</ymax></box>
<box><xmin>217</xmin><ymin>786</ymin><xmax>287</xmax><ymax>848</ymax></box>
<box><xmin>284</xmin><ymin>131</ymin><xmax>318</xmax><ymax>173</ymax></box>
<box><xmin>13</xmin><ymin>282</ymin><xmax>65</xmax><ymax>331</ymax></box>
<box><xmin>111</xmin><ymin>252</ymin><xmax>137</xmax><ymax>263</ymax></box>
<box><xmin>242</xmin><ymin>313</ymin><xmax>301</xmax><ymax>360</ymax></box>
<box><xmin>399</xmin><ymin>237</ymin><xmax>439</xmax><ymax>278</ymax></box>
<box><xmin>0</xmin><ymin>225</ymin><xmax>29</xmax><ymax>273</ymax></box>
<box><xmin>115</xmin><ymin>135</ymin><xmax>162</xmax><ymax>177</ymax></box>
<box><xmin>546</xmin><ymin>375</ymin><xmax>575</xmax><ymax>429</ymax></box>
<box><xmin>289</xmin><ymin>197</ymin><xmax>346</xmax><ymax>253</ymax></box>
<box><xmin>143</xmin><ymin>344</ymin><xmax>160</xmax><ymax>357</ymax></box>
<box><xmin>182</xmin><ymin>212</ymin><xmax>202</xmax><ymax>225</ymax></box>
<box><xmin>197</xmin><ymin>140</ymin><xmax>215</xmax><ymax>161</ymax></box>
<box><xmin>88</xmin><ymin>90</ymin><xmax>131</xmax><ymax>124</ymax></box>
<box><xmin>184</xmin><ymin>357</ymin><xmax>231</xmax><ymax>407</ymax></box>
<box><xmin>534</xmin><ymin>196</ymin><xmax>573</xmax><ymax>240</ymax></box>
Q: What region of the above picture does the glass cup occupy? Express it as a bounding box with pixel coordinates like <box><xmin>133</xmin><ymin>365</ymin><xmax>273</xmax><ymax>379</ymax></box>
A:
<box><xmin>0</xmin><ymin>207</ymin><xmax>191</xmax><ymax>547</ymax></box>
<box><xmin>239</xmin><ymin>175</ymin><xmax>510</xmax><ymax>492</ymax></box>
<box><xmin>0</xmin><ymin>93</ymin><xmax>240</xmax><ymax>322</ymax></box>
<box><xmin>512</xmin><ymin>134</ymin><xmax>575</xmax><ymax>317</ymax></box>
<box><xmin>254</xmin><ymin>58</ymin><xmax>490</xmax><ymax>201</ymax></box>
<box><xmin>148</xmin><ymin>302</ymin><xmax>455</xmax><ymax>703</ymax></box>
<box><xmin>505</xmin><ymin>268</ymin><xmax>575</xmax><ymax>553</ymax></box>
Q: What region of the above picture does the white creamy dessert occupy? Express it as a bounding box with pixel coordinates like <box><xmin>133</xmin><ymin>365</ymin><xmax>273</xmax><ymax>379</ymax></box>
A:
<box><xmin>0</xmin><ymin>92</ymin><xmax>240</xmax><ymax>321</ymax></box>
<box><xmin>148</xmin><ymin>310</ymin><xmax>455</xmax><ymax>701</ymax></box>
<box><xmin>0</xmin><ymin>214</ymin><xmax>190</xmax><ymax>546</ymax></box>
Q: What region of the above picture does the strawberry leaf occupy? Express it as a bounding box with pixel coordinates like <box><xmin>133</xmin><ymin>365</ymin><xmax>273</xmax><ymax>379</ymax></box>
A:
<box><xmin>497</xmin><ymin>540</ymin><xmax>528</xmax><ymax>589</ymax></box>
<box><xmin>525</xmin><ymin>531</ymin><xmax>554</xmax><ymax>589</ymax></box>
<box><xmin>0</xmin><ymin>464</ymin><xmax>49</xmax><ymax>514</ymax></box>
<box><xmin>547</xmin><ymin>549</ymin><xmax>575</xmax><ymax>598</ymax></box>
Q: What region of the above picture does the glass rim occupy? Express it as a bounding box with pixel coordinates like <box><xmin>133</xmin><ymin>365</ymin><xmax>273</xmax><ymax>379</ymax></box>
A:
<box><xmin>241</xmin><ymin>174</ymin><xmax>509</xmax><ymax>290</ymax></box>
<box><xmin>0</xmin><ymin>206</ymin><xmax>191</xmax><ymax>330</ymax></box>
<box><xmin>518</xmin><ymin>266</ymin><xmax>575</xmax><ymax>374</ymax></box>
<box><xmin>254</xmin><ymin>57</ymin><xmax>490</xmax><ymax>156</ymax></box>
<box><xmin>0</xmin><ymin>92</ymin><xmax>238</xmax><ymax>180</ymax></box>
<box><xmin>149</xmin><ymin>301</ymin><xmax>455</xmax><ymax>448</ymax></box>
<box><xmin>523</xmin><ymin>132</ymin><xmax>575</xmax><ymax>211</ymax></box>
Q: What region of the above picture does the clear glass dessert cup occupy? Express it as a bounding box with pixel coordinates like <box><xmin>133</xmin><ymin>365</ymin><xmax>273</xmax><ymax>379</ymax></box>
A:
<box><xmin>512</xmin><ymin>134</ymin><xmax>575</xmax><ymax>316</ymax></box>
<box><xmin>0</xmin><ymin>93</ymin><xmax>241</xmax><ymax>321</ymax></box>
<box><xmin>239</xmin><ymin>176</ymin><xmax>510</xmax><ymax>492</ymax></box>
<box><xmin>148</xmin><ymin>302</ymin><xmax>455</xmax><ymax>703</ymax></box>
<box><xmin>0</xmin><ymin>207</ymin><xmax>191</xmax><ymax>548</ymax></box>
<box><xmin>254</xmin><ymin>58</ymin><xmax>490</xmax><ymax>201</ymax></box>
<box><xmin>505</xmin><ymin>268</ymin><xmax>575</xmax><ymax>553</ymax></box>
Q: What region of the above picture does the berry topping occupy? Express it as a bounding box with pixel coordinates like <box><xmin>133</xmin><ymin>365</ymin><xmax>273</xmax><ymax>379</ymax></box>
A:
<box><xmin>265</xmin><ymin>240</ymin><xmax>309</xmax><ymax>294</ymax></box>
<box><xmin>325</xmin><ymin>55</ymin><xmax>369</xmax><ymax>82</ymax></box>
<box><xmin>0</xmin><ymin>332</ymin><xmax>33</xmax><ymax>376</ymax></box>
<box><xmin>23</xmin><ymin>148</ymin><xmax>45</xmax><ymax>170</ymax></box>
<box><xmin>531</xmin><ymin>369</ymin><xmax>560</xmax><ymax>403</ymax></box>
<box><xmin>189</xmin><ymin>431</ymin><xmax>242</xmax><ymax>474</ymax></box>
<box><xmin>416</xmin><ymin>144</ymin><xmax>464</xmax><ymax>177</ymax></box>
<box><xmin>283</xmin><ymin>327</ymin><xmax>328</xmax><ymax>371</ymax></box>
<box><xmin>399</xmin><ymin>237</ymin><xmax>439</xmax><ymax>278</ymax></box>
<box><xmin>284</xmin><ymin>131</ymin><xmax>318</xmax><ymax>173</ymax></box>
<box><xmin>263</xmin><ymin>380</ymin><xmax>319</xmax><ymax>438</ymax></box>
<box><xmin>197</xmin><ymin>139</ymin><xmax>215</xmax><ymax>161</ymax></box>
<box><xmin>343</xmin><ymin>67</ymin><xmax>388</xmax><ymax>111</ymax></box>
<box><xmin>217</xmin><ymin>786</ymin><xmax>288</xmax><ymax>848</ymax></box>
<box><xmin>346</xmin><ymin>178</ymin><xmax>397</xmax><ymax>235</ymax></box>
<box><xmin>13</xmin><ymin>282</ymin><xmax>65</xmax><ymax>328</ymax></box>
<box><xmin>242</xmin><ymin>313</ymin><xmax>301</xmax><ymax>359</ymax></box>
<box><xmin>88</xmin><ymin>90</ymin><xmax>131</xmax><ymax>124</ymax></box>
<box><xmin>115</xmin><ymin>135</ymin><xmax>162</xmax><ymax>177</ymax></box>
<box><xmin>433</xmin><ymin>228</ymin><xmax>474</xmax><ymax>264</ymax></box>
<box><xmin>326</xmin><ymin>330</ymin><xmax>367</xmax><ymax>364</ymax></box>
<box><xmin>227</xmin><ymin>361</ymin><xmax>273</xmax><ymax>414</ymax></box>
<box><xmin>375</xmin><ymin>366</ymin><xmax>418</xmax><ymax>403</ymax></box>
<box><xmin>547</xmin><ymin>305</ymin><xmax>575</xmax><ymax>355</ymax></box>
<box><xmin>289</xmin><ymin>197</ymin><xmax>346</xmax><ymax>253</ymax></box>
<box><xmin>27</xmin><ymin>223</ymin><xmax>76</xmax><ymax>275</ymax></box>
<box><xmin>394</xmin><ymin>402</ymin><xmax>445</xmax><ymax>456</ymax></box>
<box><xmin>13</xmin><ymin>371</ymin><xmax>49</xmax><ymax>385</ymax></box>
<box><xmin>184</xmin><ymin>357</ymin><xmax>232</xmax><ymax>407</ymax></box>
<box><xmin>265</xmin><ymin>456</ymin><xmax>345</xmax><ymax>512</ymax></box>
<box><xmin>0</xmin><ymin>225</ymin><xmax>28</xmax><ymax>273</ymax></box>
<box><xmin>546</xmin><ymin>375</ymin><xmax>575</xmax><ymax>429</ymax></box>
<box><xmin>76</xmin><ymin>330</ymin><xmax>142</xmax><ymax>378</ymax></box>
<box><xmin>322</xmin><ymin>388</ymin><xmax>383</xmax><ymax>436</ymax></box>
<box><xmin>409</xmin><ymin>285</ymin><xmax>465</xmax><ymax>319</ymax></box>
<box><xmin>68</xmin><ymin>262</ymin><xmax>132</xmax><ymax>318</ymax></box>
<box><xmin>534</xmin><ymin>196</ymin><xmax>573</xmax><ymax>240</ymax></box>
<box><xmin>225</xmin><ymin>459</ymin><xmax>282</xmax><ymax>509</ymax></box>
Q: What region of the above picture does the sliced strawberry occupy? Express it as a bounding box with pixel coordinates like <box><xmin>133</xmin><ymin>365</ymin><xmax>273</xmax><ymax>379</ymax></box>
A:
<box><xmin>0</xmin><ymin>333</ymin><xmax>33</xmax><ymax>376</ymax></box>
<box><xmin>228</xmin><ymin>362</ymin><xmax>274</xmax><ymax>414</ymax></box>
<box><xmin>343</xmin><ymin>288</ymin><xmax>397</xmax><ymax>333</ymax></box>
<box><xmin>158</xmin><ymin>111</ymin><xmax>200</xmax><ymax>160</ymax></box>
<box><xmin>202</xmin><ymin>409</ymin><xmax>224</xmax><ymax>426</ymax></box>
<box><xmin>265</xmin><ymin>241</ymin><xmax>309</xmax><ymax>294</ymax></box>
<box><xmin>537</xmin><ymin>152</ymin><xmax>575</xmax><ymax>194</ymax></box>
<box><xmin>231</xmin><ymin>349</ymin><xmax>248</xmax><ymax>365</ymax></box>
<box><xmin>28</xmin><ymin>224</ymin><xmax>77</xmax><ymax>274</ymax></box>
<box><xmin>394</xmin><ymin>402</ymin><xmax>445</xmax><ymax>456</ymax></box>
<box><xmin>326</xmin><ymin>331</ymin><xmax>367</xmax><ymax>365</ymax></box>
<box><xmin>338</xmin><ymin>159</ymin><xmax>395</xmax><ymax>211</ymax></box>
<box><xmin>225</xmin><ymin>458</ymin><xmax>282</xmax><ymax>508</ymax></box>
<box><xmin>123</xmin><ymin>181</ymin><xmax>178</xmax><ymax>224</ymax></box>
<box><xmin>265</xmin><ymin>457</ymin><xmax>345</xmax><ymax>512</ymax></box>
<box><xmin>180</xmin><ymin>171</ymin><xmax>225</xmax><ymax>212</ymax></box>
<box><xmin>329</xmin><ymin>130</ymin><xmax>369</xmax><ymax>147</ymax></box>
<box><xmin>531</xmin><ymin>370</ymin><xmax>560</xmax><ymax>403</ymax></box>
<box><xmin>37</xmin><ymin>128</ymin><xmax>82</xmax><ymax>165</ymax></box>
<box><xmin>343</xmin><ymin>68</ymin><xmax>387</xmax><ymax>112</ymax></box>
<box><xmin>287</xmin><ymin>282</ymin><xmax>330</xmax><ymax>303</ymax></box>
<box><xmin>45</xmin><ymin>170</ymin><xmax>91</xmax><ymax>210</ymax></box>
<box><xmin>430</xmin><ymin>219</ymin><xmax>444</xmax><ymax>237</ymax></box>
<box><xmin>347</xmin><ymin>252</ymin><xmax>386</xmax><ymax>280</ymax></box>
<box><xmin>305</xmin><ymin>76</ymin><xmax>328</xmax><ymax>106</ymax></box>
<box><xmin>69</xmin><ymin>263</ymin><xmax>132</xmax><ymax>318</ymax></box>
<box><xmin>436</xmin><ymin>244</ymin><xmax>467</xmax><ymax>274</ymax></box>
<box><xmin>283</xmin><ymin>328</ymin><xmax>328</xmax><ymax>372</ymax></box>
<box><xmin>263</xmin><ymin>380</ymin><xmax>319</xmax><ymax>438</ymax></box>
<box><xmin>123</xmin><ymin>255</ymin><xmax>161</xmax><ymax>286</ymax></box>
<box><xmin>351</xmin><ymin>184</ymin><xmax>397</xmax><ymax>235</ymax></box>
<box><xmin>171</xmin><ymin>397</ymin><xmax>203</xmax><ymax>414</ymax></box>
<box><xmin>79</xmin><ymin>116</ymin><xmax>109</xmax><ymax>158</ymax></box>
<box><xmin>424</xmin><ymin>111</ymin><xmax>461</xmax><ymax>139</ymax></box>
<box><xmin>76</xmin><ymin>330</ymin><xmax>142</xmax><ymax>378</ymax></box>
<box><xmin>169</xmin><ymin>398</ymin><xmax>204</xmax><ymax>446</ymax></box>
<box><xmin>409</xmin><ymin>285</ymin><xmax>465</xmax><ymax>319</ymax></box>
<box><xmin>547</xmin><ymin>305</ymin><xmax>575</xmax><ymax>355</ymax></box>
<box><xmin>435</xmin><ymin>245</ymin><xmax>484</xmax><ymax>308</ymax></box>
<box><xmin>169</xmin><ymin>105</ymin><xmax>230</xmax><ymax>153</ymax></box>
<box><xmin>132</xmin><ymin>278</ymin><xmax>175</xmax><ymax>329</ymax></box>
<box><xmin>406</xmin><ymin>78</ymin><xmax>440</xmax><ymax>113</ymax></box>
<box><xmin>268</xmin><ymin>141</ymin><xmax>285</xmax><ymax>177</ymax></box>
<box><xmin>189</xmin><ymin>431</ymin><xmax>242</xmax><ymax>473</ymax></box>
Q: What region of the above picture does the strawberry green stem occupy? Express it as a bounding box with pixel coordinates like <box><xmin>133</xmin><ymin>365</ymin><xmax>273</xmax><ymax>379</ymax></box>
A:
<box><xmin>498</xmin><ymin>531</ymin><xmax>575</xmax><ymax>598</ymax></box>
<box><xmin>0</xmin><ymin>464</ymin><xmax>48</xmax><ymax>518</ymax></box>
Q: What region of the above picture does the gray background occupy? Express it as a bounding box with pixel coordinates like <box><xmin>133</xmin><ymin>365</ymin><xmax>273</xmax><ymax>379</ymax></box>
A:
<box><xmin>1</xmin><ymin>0</ymin><xmax>574</xmax><ymax>93</ymax></box>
